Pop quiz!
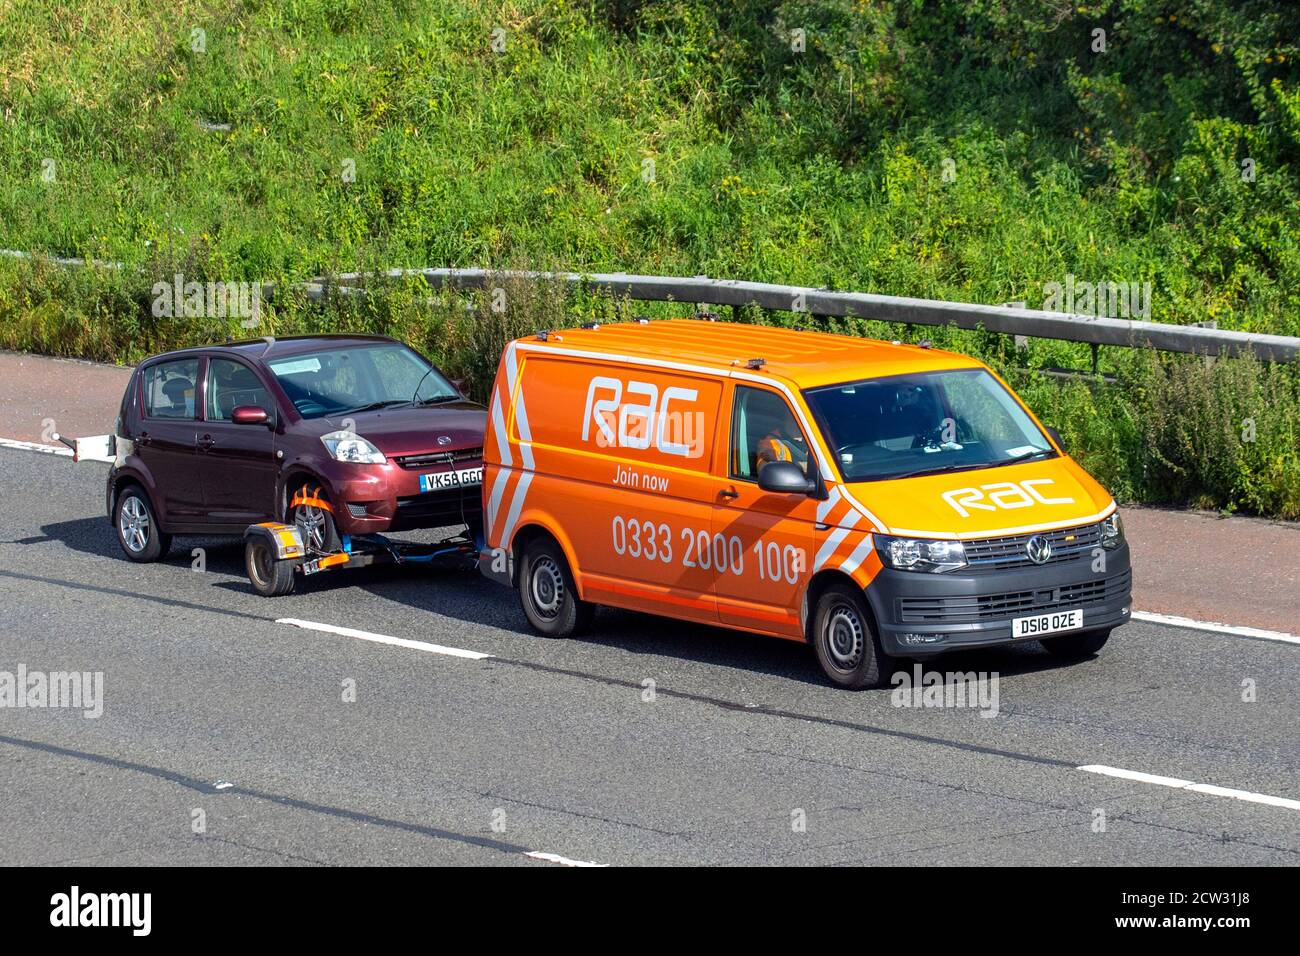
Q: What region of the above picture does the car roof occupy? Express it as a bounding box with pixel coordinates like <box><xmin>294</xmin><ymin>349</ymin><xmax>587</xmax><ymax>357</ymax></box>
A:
<box><xmin>517</xmin><ymin>320</ymin><xmax>983</xmax><ymax>390</ymax></box>
<box><xmin>141</xmin><ymin>334</ymin><xmax>403</xmax><ymax>365</ymax></box>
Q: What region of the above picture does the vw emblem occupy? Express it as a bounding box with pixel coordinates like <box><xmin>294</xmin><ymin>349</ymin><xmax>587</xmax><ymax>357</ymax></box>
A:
<box><xmin>1025</xmin><ymin>535</ymin><xmax>1052</xmax><ymax>565</ymax></box>
<box><xmin>436</xmin><ymin>435</ymin><xmax>452</xmax><ymax>446</ymax></box>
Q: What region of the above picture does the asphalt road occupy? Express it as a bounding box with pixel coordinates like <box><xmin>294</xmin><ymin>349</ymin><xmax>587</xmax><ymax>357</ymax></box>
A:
<box><xmin>0</xmin><ymin>447</ymin><xmax>1296</xmax><ymax>866</ymax></box>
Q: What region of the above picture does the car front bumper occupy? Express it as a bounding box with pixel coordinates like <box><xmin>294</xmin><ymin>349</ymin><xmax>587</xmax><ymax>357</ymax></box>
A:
<box><xmin>863</xmin><ymin>541</ymin><xmax>1132</xmax><ymax>657</ymax></box>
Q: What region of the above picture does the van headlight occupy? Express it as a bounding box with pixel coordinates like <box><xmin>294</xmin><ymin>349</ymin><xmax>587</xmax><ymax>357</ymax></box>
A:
<box><xmin>321</xmin><ymin>430</ymin><xmax>386</xmax><ymax>464</ymax></box>
<box><xmin>1100</xmin><ymin>512</ymin><xmax>1124</xmax><ymax>549</ymax></box>
<box><xmin>876</xmin><ymin>535</ymin><xmax>967</xmax><ymax>573</ymax></box>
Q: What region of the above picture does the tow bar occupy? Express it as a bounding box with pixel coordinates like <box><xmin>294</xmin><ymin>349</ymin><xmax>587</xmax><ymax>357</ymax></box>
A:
<box><xmin>242</xmin><ymin>522</ymin><xmax>481</xmax><ymax>597</ymax></box>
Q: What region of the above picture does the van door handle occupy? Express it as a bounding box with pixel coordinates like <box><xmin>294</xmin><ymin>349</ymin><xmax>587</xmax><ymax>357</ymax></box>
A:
<box><xmin>719</xmin><ymin>486</ymin><xmax>739</xmax><ymax>500</ymax></box>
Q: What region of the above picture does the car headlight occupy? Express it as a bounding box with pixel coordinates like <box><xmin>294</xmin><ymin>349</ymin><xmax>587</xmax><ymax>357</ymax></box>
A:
<box><xmin>876</xmin><ymin>535</ymin><xmax>967</xmax><ymax>573</ymax></box>
<box><xmin>1100</xmin><ymin>512</ymin><xmax>1124</xmax><ymax>549</ymax></box>
<box><xmin>320</xmin><ymin>430</ymin><xmax>386</xmax><ymax>464</ymax></box>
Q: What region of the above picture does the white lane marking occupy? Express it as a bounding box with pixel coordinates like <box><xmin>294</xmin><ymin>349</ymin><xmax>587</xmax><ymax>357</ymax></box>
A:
<box><xmin>276</xmin><ymin>619</ymin><xmax>492</xmax><ymax>660</ymax></box>
<box><xmin>0</xmin><ymin>437</ymin><xmax>72</xmax><ymax>457</ymax></box>
<box><xmin>525</xmin><ymin>850</ymin><xmax>609</xmax><ymax>868</ymax></box>
<box><xmin>1131</xmin><ymin>610</ymin><xmax>1299</xmax><ymax>645</ymax></box>
<box><xmin>1078</xmin><ymin>765</ymin><xmax>1300</xmax><ymax>811</ymax></box>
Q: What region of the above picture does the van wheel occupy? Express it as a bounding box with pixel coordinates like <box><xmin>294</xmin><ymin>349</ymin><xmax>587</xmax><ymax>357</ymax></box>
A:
<box><xmin>1042</xmin><ymin>629</ymin><xmax>1110</xmax><ymax>658</ymax></box>
<box><xmin>812</xmin><ymin>582</ymin><xmax>890</xmax><ymax>689</ymax></box>
<box><xmin>289</xmin><ymin>483</ymin><xmax>341</xmax><ymax>553</ymax></box>
<box><xmin>518</xmin><ymin>538</ymin><xmax>594</xmax><ymax>637</ymax></box>
<box><xmin>245</xmin><ymin>537</ymin><xmax>297</xmax><ymax>597</ymax></box>
<box><xmin>114</xmin><ymin>485</ymin><xmax>172</xmax><ymax>562</ymax></box>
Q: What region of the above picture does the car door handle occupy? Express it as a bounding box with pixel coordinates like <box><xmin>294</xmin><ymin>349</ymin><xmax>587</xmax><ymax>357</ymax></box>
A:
<box><xmin>197</xmin><ymin>435</ymin><xmax>216</xmax><ymax>450</ymax></box>
<box><xmin>137</xmin><ymin>432</ymin><xmax>152</xmax><ymax>447</ymax></box>
<box><xmin>719</xmin><ymin>486</ymin><xmax>739</xmax><ymax>500</ymax></box>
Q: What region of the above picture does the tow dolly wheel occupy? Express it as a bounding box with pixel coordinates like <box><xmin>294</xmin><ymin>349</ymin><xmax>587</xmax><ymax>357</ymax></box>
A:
<box><xmin>518</xmin><ymin>538</ymin><xmax>594</xmax><ymax>638</ymax></box>
<box><xmin>245</xmin><ymin>535</ymin><xmax>296</xmax><ymax>597</ymax></box>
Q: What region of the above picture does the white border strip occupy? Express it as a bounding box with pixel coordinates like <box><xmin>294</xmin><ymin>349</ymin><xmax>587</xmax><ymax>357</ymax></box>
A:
<box><xmin>1078</xmin><ymin>765</ymin><xmax>1300</xmax><ymax>811</ymax></box>
<box><xmin>276</xmin><ymin>618</ymin><xmax>492</xmax><ymax>660</ymax></box>
<box><xmin>524</xmin><ymin>850</ymin><xmax>609</xmax><ymax>868</ymax></box>
<box><xmin>1131</xmin><ymin>610</ymin><xmax>1299</xmax><ymax>645</ymax></box>
<box><xmin>0</xmin><ymin>437</ymin><xmax>72</xmax><ymax>457</ymax></box>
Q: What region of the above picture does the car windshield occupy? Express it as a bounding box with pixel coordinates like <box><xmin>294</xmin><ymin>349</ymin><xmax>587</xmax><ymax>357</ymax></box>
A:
<box><xmin>803</xmin><ymin>368</ymin><xmax>1056</xmax><ymax>482</ymax></box>
<box><xmin>266</xmin><ymin>343</ymin><xmax>459</xmax><ymax>419</ymax></box>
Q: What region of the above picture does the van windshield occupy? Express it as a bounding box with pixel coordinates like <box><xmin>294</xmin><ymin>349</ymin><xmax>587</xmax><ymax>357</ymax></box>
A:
<box><xmin>266</xmin><ymin>343</ymin><xmax>459</xmax><ymax>419</ymax></box>
<box><xmin>803</xmin><ymin>368</ymin><xmax>1056</xmax><ymax>482</ymax></box>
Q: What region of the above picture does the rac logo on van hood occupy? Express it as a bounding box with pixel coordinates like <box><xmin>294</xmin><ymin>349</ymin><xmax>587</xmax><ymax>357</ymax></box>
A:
<box><xmin>941</xmin><ymin>478</ymin><xmax>1075</xmax><ymax>518</ymax></box>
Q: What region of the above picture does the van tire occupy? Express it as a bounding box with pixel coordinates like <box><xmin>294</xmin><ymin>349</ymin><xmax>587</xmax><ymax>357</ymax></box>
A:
<box><xmin>114</xmin><ymin>485</ymin><xmax>172</xmax><ymax>562</ymax></box>
<box><xmin>1042</xmin><ymin>628</ymin><xmax>1110</xmax><ymax>659</ymax></box>
<box><xmin>518</xmin><ymin>538</ymin><xmax>594</xmax><ymax>638</ymax></box>
<box><xmin>812</xmin><ymin>582</ymin><xmax>890</xmax><ymax>689</ymax></box>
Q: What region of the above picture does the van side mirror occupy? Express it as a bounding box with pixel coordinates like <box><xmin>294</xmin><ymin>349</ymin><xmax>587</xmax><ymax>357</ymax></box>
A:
<box><xmin>757</xmin><ymin>460</ymin><xmax>816</xmax><ymax>495</ymax></box>
<box><xmin>232</xmin><ymin>406</ymin><xmax>270</xmax><ymax>426</ymax></box>
<box><xmin>1045</xmin><ymin>425</ymin><xmax>1064</xmax><ymax>450</ymax></box>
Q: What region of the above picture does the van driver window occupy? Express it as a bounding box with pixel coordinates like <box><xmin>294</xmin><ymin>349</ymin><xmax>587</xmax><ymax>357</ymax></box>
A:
<box><xmin>731</xmin><ymin>386</ymin><xmax>809</xmax><ymax>480</ymax></box>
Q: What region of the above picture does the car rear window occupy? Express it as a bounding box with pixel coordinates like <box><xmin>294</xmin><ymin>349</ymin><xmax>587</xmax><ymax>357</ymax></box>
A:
<box><xmin>142</xmin><ymin>358</ymin><xmax>199</xmax><ymax>419</ymax></box>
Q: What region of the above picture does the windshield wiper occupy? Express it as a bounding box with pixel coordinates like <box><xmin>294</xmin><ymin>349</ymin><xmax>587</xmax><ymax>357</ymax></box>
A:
<box><xmin>340</xmin><ymin>399</ymin><xmax>412</xmax><ymax>415</ymax></box>
<box><xmin>413</xmin><ymin>395</ymin><xmax>461</xmax><ymax>406</ymax></box>
<box><xmin>1002</xmin><ymin>448</ymin><xmax>1054</xmax><ymax>465</ymax></box>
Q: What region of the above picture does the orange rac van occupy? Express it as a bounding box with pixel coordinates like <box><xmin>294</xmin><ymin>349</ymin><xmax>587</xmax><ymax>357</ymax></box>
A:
<box><xmin>479</xmin><ymin>320</ymin><xmax>1131</xmax><ymax>688</ymax></box>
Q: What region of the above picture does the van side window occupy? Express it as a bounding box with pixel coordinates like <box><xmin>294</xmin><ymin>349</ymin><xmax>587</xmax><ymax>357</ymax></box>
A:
<box><xmin>142</xmin><ymin>358</ymin><xmax>199</xmax><ymax>420</ymax></box>
<box><xmin>207</xmin><ymin>358</ymin><xmax>272</xmax><ymax>421</ymax></box>
<box><xmin>731</xmin><ymin>386</ymin><xmax>810</xmax><ymax>480</ymax></box>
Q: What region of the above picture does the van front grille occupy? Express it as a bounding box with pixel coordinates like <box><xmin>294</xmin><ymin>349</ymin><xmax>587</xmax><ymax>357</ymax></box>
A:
<box><xmin>962</xmin><ymin>522</ymin><xmax>1105</xmax><ymax>570</ymax></box>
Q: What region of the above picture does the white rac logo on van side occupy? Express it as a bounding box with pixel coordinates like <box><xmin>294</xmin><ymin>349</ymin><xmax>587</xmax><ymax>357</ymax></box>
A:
<box><xmin>581</xmin><ymin>375</ymin><xmax>706</xmax><ymax>459</ymax></box>
<box><xmin>942</xmin><ymin>478</ymin><xmax>1075</xmax><ymax>518</ymax></box>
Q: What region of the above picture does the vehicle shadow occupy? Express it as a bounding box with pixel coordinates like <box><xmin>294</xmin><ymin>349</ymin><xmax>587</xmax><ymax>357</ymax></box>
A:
<box><xmin>21</xmin><ymin>517</ymin><xmax>1088</xmax><ymax>691</ymax></box>
<box><xmin>16</xmin><ymin>517</ymin><xmax>247</xmax><ymax>571</ymax></box>
<box><xmin>226</xmin><ymin>559</ymin><xmax>1078</xmax><ymax>691</ymax></box>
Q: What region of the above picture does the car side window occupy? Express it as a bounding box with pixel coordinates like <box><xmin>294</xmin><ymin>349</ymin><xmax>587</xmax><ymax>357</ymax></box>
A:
<box><xmin>206</xmin><ymin>358</ymin><xmax>272</xmax><ymax>422</ymax></box>
<box><xmin>142</xmin><ymin>358</ymin><xmax>199</xmax><ymax>420</ymax></box>
<box><xmin>730</xmin><ymin>386</ymin><xmax>810</xmax><ymax>480</ymax></box>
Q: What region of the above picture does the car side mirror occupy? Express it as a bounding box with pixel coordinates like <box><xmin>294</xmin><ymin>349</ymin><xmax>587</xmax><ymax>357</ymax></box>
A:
<box><xmin>757</xmin><ymin>460</ymin><xmax>815</xmax><ymax>495</ymax></box>
<box><xmin>1045</xmin><ymin>425</ymin><xmax>1064</xmax><ymax>450</ymax></box>
<box><xmin>232</xmin><ymin>405</ymin><xmax>270</xmax><ymax>426</ymax></box>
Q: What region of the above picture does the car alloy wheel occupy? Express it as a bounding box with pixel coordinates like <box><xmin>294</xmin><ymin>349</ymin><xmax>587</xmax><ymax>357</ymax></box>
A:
<box><xmin>119</xmin><ymin>495</ymin><xmax>150</xmax><ymax>553</ymax></box>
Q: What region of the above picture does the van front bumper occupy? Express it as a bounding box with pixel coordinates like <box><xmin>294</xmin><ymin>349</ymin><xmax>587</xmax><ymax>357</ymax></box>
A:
<box><xmin>863</xmin><ymin>542</ymin><xmax>1132</xmax><ymax>657</ymax></box>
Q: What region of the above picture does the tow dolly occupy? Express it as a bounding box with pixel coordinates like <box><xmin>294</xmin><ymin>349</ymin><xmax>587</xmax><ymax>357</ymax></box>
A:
<box><xmin>243</xmin><ymin>522</ymin><xmax>482</xmax><ymax>597</ymax></box>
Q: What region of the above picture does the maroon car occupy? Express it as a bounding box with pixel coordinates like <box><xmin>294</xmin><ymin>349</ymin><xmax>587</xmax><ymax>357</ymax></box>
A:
<box><xmin>106</xmin><ymin>334</ymin><xmax>485</xmax><ymax>561</ymax></box>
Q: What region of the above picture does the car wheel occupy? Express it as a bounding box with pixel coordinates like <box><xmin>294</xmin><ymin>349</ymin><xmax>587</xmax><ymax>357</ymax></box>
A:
<box><xmin>518</xmin><ymin>537</ymin><xmax>594</xmax><ymax>637</ymax></box>
<box><xmin>245</xmin><ymin>536</ymin><xmax>297</xmax><ymax>597</ymax></box>
<box><xmin>114</xmin><ymin>485</ymin><xmax>172</xmax><ymax>562</ymax></box>
<box><xmin>812</xmin><ymin>582</ymin><xmax>891</xmax><ymax>689</ymax></box>
<box><xmin>289</xmin><ymin>484</ymin><xmax>341</xmax><ymax>554</ymax></box>
<box><xmin>1041</xmin><ymin>628</ymin><xmax>1111</xmax><ymax>658</ymax></box>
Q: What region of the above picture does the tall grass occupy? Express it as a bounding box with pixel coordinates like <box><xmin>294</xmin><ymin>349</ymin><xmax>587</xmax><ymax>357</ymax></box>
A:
<box><xmin>1</xmin><ymin>0</ymin><xmax>1298</xmax><ymax>515</ymax></box>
